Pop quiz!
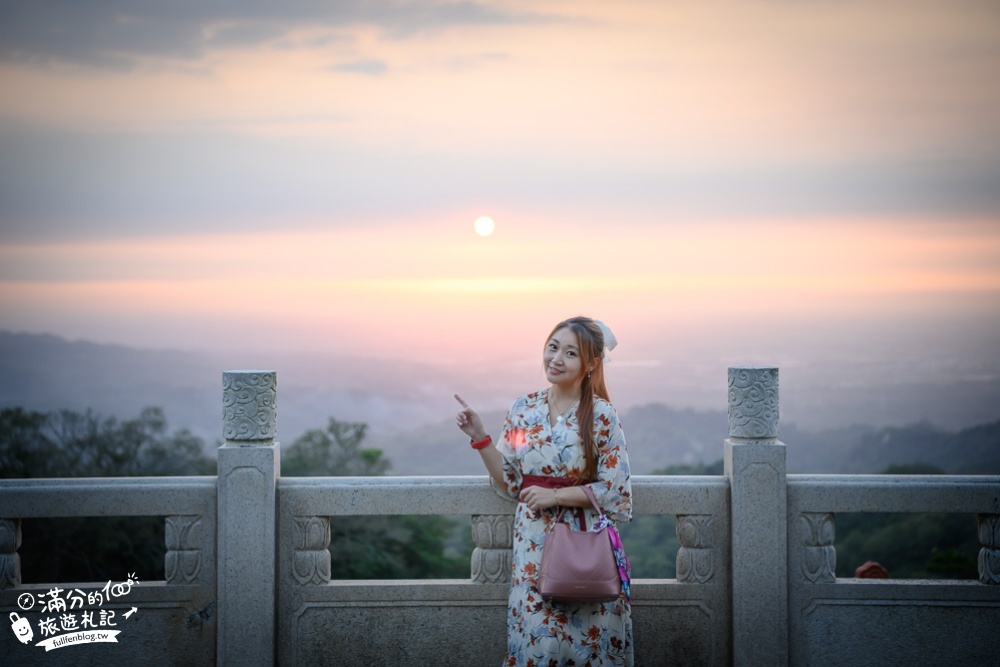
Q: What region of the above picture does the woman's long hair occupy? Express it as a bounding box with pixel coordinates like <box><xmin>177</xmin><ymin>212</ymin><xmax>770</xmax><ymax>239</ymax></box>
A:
<box><xmin>545</xmin><ymin>316</ymin><xmax>609</xmax><ymax>483</ymax></box>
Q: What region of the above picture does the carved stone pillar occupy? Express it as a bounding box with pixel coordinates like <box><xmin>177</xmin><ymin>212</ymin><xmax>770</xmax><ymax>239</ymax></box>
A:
<box><xmin>222</xmin><ymin>371</ymin><xmax>278</xmax><ymax>444</ymax></box>
<box><xmin>725</xmin><ymin>366</ymin><xmax>787</xmax><ymax>666</ymax></box>
<box><xmin>676</xmin><ymin>514</ymin><xmax>715</xmax><ymax>583</ymax></box>
<box><xmin>800</xmin><ymin>512</ymin><xmax>836</xmax><ymax>583</ymax></box>
<box><xmin>727</xmin><ymin>366</ymin><xmax>780</xmax><ymax>439</ymax></box>
<box><xmin>291</xmin><ymin>516</ymin><xmax>331</xmax><ymax>586</ymax></box>
<box><xmin>471</xmin><ymin>514</ymin><xmax>513</xmax><ymax>584</ymax></box>
<box><xmin>978</xmin><ymin>513</ymin><xmax>1000</xmax><ymax>585</ymax></box>
<box><xmin>218</xmin><ymin>371</ymin><xmax>279</xmax><ymax>666</ymax></box>
<box><xmin>165</xmin><ymin>515</ymin><xmax>203</xmax><ymax>585</ymax></box>
<box><xmin>0</xmin><ymin>518</ymin><xmax>21</xmax><ymax>589</ymax></box>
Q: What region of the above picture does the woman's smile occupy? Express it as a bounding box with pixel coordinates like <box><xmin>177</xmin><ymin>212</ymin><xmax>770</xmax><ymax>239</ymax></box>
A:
<box><xmin>543</xmin><ymin>328</ymin><xmax>584</xmax><ymax>386</ymax></box>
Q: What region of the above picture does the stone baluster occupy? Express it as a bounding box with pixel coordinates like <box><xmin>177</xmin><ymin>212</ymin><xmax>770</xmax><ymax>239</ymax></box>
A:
<box><xmin>676</xmin><ymin>514</ymin><xmax>715</xmax><ymax>583</ymax></box>
<box><xmin>800</xmin><ymin>512</ymin><xmax>836</xmax><ymax>583</ymax></box>
<box><xmin>217</xmin><ymin>371</ymin><xmax>279</xmax><ymax>666</ymax></box>
<box><xmin>471</xmin><ymin>514</ymin><xmax>514</xmax><ymax>584</ymax></box>
<box><xmin>165</xmin><ymin>515</ymin><xmax>204</xmax><ymax>585</ymax></box>
<box><xmin>0</xmin><ymin>518</ymin><xmax>21</xmax><ymax>589</ymax></box>
<box><xmin>979</xmin><ymin>513</ymin><xmax>1000</xmax><ymax>585</ymax></box>
<box><xmin>725</xmin><ymin>366</ymin><xmax>787</xmax><ymax>666</ymax></box>
<box><xmin>291</xmin><ymin>516</ymin><xmax>332</xmax><ymax>586</ymax></box>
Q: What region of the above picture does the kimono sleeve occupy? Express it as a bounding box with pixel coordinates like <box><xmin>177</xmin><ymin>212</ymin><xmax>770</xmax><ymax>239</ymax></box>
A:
<box><xmin>491</xmin><ymin>398</ymin><xmax>525</xmax><ymax>501</ymax></box>
<box><xmin>585</xmin><ymin>400</ymin><xmax>633</xmax><ymax>523</ymax></box>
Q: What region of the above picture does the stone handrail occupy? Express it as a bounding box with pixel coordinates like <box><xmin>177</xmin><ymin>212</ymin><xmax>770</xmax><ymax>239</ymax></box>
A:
<box><xmin>788</xmin><ymin>474</ymin><xmax>1000</xmax><ymax>513</ymax></box>
<box><xmin>786</xmin><ymin>473</ymin><xmax>1000</xmax><ymax>666</ymax></box>
<box><xmin>0</xmin><ymin>476</ymin><xmax>216</xmax><ymax>517</ymax></box>
<box><xmin>0</xmin><ymin>476</ymin><xmax>219</xmax><ymax>665</ymax></box>
<box><xmin>277</xmin><ymin>474</ymin><xmax>729</xmax><ymax>516</ymax></box>
<box><xmin>788</xmin><ymin>473</ymin><xmax>1000</xmax><ymax>586</ymax></box>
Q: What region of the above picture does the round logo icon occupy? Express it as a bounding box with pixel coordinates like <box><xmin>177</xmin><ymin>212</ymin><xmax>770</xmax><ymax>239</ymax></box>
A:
<box><xmin>17</xmin><ymin>592</ymin><xmax>35</xmax><ymax>610</ymax></box>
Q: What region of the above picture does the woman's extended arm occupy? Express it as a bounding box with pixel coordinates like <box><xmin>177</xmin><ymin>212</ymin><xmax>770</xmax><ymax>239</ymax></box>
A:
<box><xmin>454</xmin><ymin>394</ymin><xmax>506</xmax><ymax>488</ymax></box>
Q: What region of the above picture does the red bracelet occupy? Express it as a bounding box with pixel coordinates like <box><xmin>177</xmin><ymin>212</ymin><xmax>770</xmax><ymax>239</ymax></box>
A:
<box><xmin>470</xmin><ymin>435</ymin><xmax>492</xmax><ymax>450</ymax></box>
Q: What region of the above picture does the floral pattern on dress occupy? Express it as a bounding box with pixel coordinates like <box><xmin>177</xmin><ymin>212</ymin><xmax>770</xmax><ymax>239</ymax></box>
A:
<box><xmin>494</xmin><ymin>388</ymin><xmax>633</xmax><ymax>667</ymax></box>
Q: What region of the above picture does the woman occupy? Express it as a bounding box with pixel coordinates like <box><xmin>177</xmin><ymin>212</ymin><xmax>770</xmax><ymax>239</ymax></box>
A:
<box><xmin>455</xmin><ymin>316</ymin><xmax>633</xmax><ymax>666</ymax></box>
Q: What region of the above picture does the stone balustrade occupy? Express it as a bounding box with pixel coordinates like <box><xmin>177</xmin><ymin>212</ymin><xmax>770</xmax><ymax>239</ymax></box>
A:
<box><xmin>1</xmin><ymin>367</ymin><xmax>998</xmax><ymax>666</ymax></box>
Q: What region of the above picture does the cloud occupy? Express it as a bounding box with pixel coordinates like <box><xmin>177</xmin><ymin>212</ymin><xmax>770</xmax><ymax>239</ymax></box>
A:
<box><xmin>0</xmin><ymin>0</ymin><xmax>553</xmax><ymax>69</ymax></box>
<box><xmin>329</xmin><ymin>58</ymin><xmax>389</xmax><ymax>76</ymax></box>
<box><xmin>2</xmin><ymin>122</ymin><xmax>998</xmax><ymax>243</ymax></box>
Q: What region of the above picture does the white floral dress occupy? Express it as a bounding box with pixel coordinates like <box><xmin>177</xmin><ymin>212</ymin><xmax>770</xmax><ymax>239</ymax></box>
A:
<box><xmin>495</xmin><ymin>389</ymin><xmax>634</xmax><ymax>667</ymax></box>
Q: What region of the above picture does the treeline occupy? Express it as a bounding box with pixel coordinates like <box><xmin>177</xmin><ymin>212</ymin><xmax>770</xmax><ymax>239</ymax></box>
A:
<box><xmin>1</xmin><ymin>406</ymin><xmax>470</xmax><ymax>584</ymax></box>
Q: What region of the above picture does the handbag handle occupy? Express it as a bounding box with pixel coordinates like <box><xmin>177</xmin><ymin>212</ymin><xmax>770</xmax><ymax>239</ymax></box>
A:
<box><xmin>580</xmin><ymin>485</ymin><xmax>604</xmax><ymax>515</ymax></box>
<box><xmin>551</xmin><ymin>485</ymin><xmax>605</xmax><ymax>531</ymax></box>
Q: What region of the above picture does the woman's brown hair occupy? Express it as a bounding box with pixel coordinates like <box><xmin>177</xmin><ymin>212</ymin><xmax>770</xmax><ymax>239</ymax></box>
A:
<box><xmin>545</xmin><ymin>316</ymin><xmax>609</xmax><ymax>483</ymax></box>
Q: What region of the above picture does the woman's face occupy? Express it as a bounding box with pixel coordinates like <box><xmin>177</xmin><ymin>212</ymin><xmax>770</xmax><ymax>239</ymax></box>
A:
<box><xmin>543</xmin><ymin>327</ymin><xmax>586</xmax><ymax>389</ymax></box>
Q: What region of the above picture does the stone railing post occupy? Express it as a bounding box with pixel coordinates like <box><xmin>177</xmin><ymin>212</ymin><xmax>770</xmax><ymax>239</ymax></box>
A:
<box><xmin>471</xmin><ymin>514</ymin><xmax>514</xmax><ymax>583</ymax></box>
<box><xmin>218</xmin><ymin>371</ymin><xmax>279</xmax><ymax>666</ymax></box>
<box><xmin>0</xmin><ymin>518</ymin><xmax>21</xmax><ymax>589</ymax></box>
<box><xmin>676</xmin><ymin>514</ymin><xmax>716</xmax><ymax>584</ymax></box>
<box><xmin>291</xmin><ymin>516</ymin><xmax>331</xmax><ymax>586</ymax></box>
<box><xmin>166</xmin><ymin>515</ymin><xmax>205</xmax><ymax>585</ymax></box>
<box><xmin>725</xmin><ymin>366</ymin><xmax>787</xmax><ymax>666</ymax></box>
<box><xmin>979</xmin><ymin>514</ymin><xmax>1000</xmax><ymax>585</ymax></box>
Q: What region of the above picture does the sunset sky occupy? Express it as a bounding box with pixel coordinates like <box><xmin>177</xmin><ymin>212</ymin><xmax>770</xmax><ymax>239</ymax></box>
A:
<box><xmin>1</xmin><ymin>0</ymin><xmax>999</xmax><ymax>413</ymax></box>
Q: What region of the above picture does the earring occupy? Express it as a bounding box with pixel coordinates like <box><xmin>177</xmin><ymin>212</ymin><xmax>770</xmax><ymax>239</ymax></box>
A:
<box><xmin>587</xmin><ymin>371</ymin><xmax>592</xmax><ymax>378</ymax></box>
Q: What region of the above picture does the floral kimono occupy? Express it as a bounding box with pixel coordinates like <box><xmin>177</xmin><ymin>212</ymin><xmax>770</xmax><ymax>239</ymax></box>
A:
<box><xmin>494</xmin><ymin>388</ymin><xmax>633</xmax><ymax>667</ymax></box>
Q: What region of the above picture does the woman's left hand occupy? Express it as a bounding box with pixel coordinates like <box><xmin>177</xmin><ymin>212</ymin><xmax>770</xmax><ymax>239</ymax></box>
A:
<box><xmin>519</xmin><ymin>486</ymin><xmax>557</xmax><ymax>512</ymax></box>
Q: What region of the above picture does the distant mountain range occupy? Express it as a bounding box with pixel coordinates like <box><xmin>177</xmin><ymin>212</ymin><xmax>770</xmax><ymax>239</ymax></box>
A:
<box><xmin>366</xmin><ymin>403</ymin><xmax>1000</xmax><ymax>476</ymax></box>
<box><xmin>2</xmin><ymin>331</ymin><xmax>998</xmax><ymax>476</ymax></box>
<box><xmin>0</xmin><ymin>330</ymin><xmax>477</xmax><ymax>446</ymax></box>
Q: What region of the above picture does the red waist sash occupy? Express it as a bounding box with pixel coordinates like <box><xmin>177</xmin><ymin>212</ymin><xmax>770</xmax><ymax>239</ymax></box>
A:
<box><xmin>521</xmin><ymin>474</ymin><xmax>586</xmax><ymax>529</ymax></box>
<box><xmin>522</xmin><ymin>474</ymin><xmax>577</xmax><ymax>490</ymax></box>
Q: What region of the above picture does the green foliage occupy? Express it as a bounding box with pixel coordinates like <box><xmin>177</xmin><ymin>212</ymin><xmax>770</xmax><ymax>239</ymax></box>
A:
<box><xmin>831</xmin><ymin>465</ymin><xmax>979</xmax><ymax>579</ymax></box>
<box><xmin>281</xmin><ymin>416</ymin><xmax>471</xmax><ymax>579</ymax></box>
<box><xmin>0</xmin><ymin>407</ymin><xmax>55</xmax><ymax>478</ymax></box>
<box><xmin>281</xmin><ymin>418</ymin><xmax>387</xmax><ymax>477</ymax></box>
<box><xmin>618</xmin><ymin>515</ymin><xmax>678</xmax><ymax>579</ymax></box>
<box><xmin>330</xmin><ymin>514</ymin><xmax>472</xmax><ymax>579</ymax></box>
<box><xmin>834</xmin><ymin>511</ymin><xmax>980</xmax><ymax>579</ymax></box>
<box><xmin>0</xmin><ymin>406</ymin><xmax>215</xmax><ymax>479</ymax></box>
<box><xmin>1</xmin><ymin>406</ymin><xmax>215</xmax><ymax>584</ymax></box>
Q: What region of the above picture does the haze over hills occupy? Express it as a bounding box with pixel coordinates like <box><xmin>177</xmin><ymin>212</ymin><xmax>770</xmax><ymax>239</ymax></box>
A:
<box><xmin>2</xmin><ymin>331</ymin><xmax>999</xmax><ymax>476</ymax></box>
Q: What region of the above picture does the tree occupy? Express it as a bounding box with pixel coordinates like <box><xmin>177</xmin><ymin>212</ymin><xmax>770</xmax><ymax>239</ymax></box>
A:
<box><xmin>281</xmin><ymin>417</ymin><xmax>471</xmax><ymax>579</ymax></box>
<box><xmin>1</xmin><ymin>406</ymin><xmax>214</xmax><ymax>584</ymax></box>
<box><xmin>281</xmin><ymin>418</ymin><xmax>387</xmax><ymax>477</ymax></box>
<box><xmin>0</xmin><ymin>407</ymin><xmax>57</xmax><ymax>478</ymax></box>
<box><xmin>0</xmin><ymin>406</ymin><xmax>214</xmax><ymax>479</ymax></box>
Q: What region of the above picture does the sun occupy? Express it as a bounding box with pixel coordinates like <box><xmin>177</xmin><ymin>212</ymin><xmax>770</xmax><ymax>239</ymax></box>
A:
<box><xmin>474</xmin><ymin>216</ymin><xmax>496</xmax><ymax>237</ymax></box>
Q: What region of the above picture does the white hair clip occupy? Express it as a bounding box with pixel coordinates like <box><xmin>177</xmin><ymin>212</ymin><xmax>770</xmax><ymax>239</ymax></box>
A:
<box><xmin>595</xmin><ymin>320</ymin><xmax>617</xmax><ymax>364</ymax></box>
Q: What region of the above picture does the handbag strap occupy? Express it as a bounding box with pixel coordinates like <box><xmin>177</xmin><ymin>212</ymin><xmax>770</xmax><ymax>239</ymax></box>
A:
<box><xmin>551</xmin><ymin>486</ymin><xmax>606</xmax><ymax>532</ymax></box>
<box><xmin>580</xmin><ymin>485</ymin><xmax>604</xmax><ymax>515</ymax></box>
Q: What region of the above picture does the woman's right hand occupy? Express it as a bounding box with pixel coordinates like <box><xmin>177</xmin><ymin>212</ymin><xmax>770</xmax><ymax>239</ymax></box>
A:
<box><xmin>454</xmin><ymin>394</ymin><xmax>487</xmax><ymax>441</ymax></box>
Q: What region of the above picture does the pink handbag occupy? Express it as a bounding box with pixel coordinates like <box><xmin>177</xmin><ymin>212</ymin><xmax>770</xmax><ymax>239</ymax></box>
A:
<box><xmin>537</xmin><ymin>486</ymin><xmax>622</xmax><ymax>604</ymax></box>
